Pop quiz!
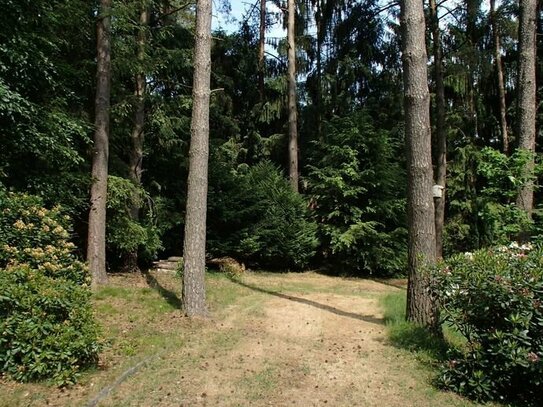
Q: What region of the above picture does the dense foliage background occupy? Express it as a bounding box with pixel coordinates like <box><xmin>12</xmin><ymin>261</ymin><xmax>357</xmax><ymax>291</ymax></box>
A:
<box><xmin>2</xmin><ymin>0</ymin><xmax>543</xmax><ymax>276</ymax></box>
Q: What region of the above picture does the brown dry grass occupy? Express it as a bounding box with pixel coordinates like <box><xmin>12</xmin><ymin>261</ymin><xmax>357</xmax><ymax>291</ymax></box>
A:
<box><xmin>1</xmin><ymin>271</ymin><xmax>486</xmax><ymax>407</ymax></box>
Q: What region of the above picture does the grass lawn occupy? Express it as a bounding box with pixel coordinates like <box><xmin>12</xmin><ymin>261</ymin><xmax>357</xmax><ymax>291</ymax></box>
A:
<box><xmin>1</xmin><ymin>271</ymin><xmax>496</xmax><ymax>407</ymax></box>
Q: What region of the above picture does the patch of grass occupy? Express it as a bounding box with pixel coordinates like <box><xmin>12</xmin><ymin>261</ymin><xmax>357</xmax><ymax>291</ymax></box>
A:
<box><xmin>3</xmin><ymin>272</ymin><xmax>489</xmax><ymax>407</ymax></box>
<box><xmin>94</xmin><ymin>301</ymin><xmax>119</xmax><ymax>315</ymax></box>
<box><xmin>205</xmin><ymin>273</ymin><xmax>262</xmax><ymax>316</ymax></box>
<box><xmin>210</xmin><ymin>329</ymin><xmax>243</xmax><ymax>352</ymax></box>
<box><xmin>93</xmin><ymin>285</ymin><xmax>131</xmax><ymax>300</ymax></box>
<box><xmin>381</xmin><ymin>292</ymin><xmax>449</xmax><ymax>363</ymax></box>
<box><xmin>240</xmin><ymin>271</ymin><xmax>384</xmax><ymax>299</ymax></box>
<box><xmin>94</xmin><ymin>286</ymin><xmax>178</xmax><ymax>315</ymax></box>
<box><xmin>380</xmin><ymin>292</ymin><xmax>503</xmax><ymax>407</ymax></box>
<box><xmin>239</xmin><ymin>364</ymin><xmax>279</xmax><ymax>400</ymax></box>
<box><xmin>300</xmin><ymin>362</ymin><xmax>311</xmax><ymax>375</ymax></box>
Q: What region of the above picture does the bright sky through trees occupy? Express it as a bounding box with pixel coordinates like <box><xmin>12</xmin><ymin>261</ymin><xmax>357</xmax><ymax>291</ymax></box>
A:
<box><xmin>213</xmin><ymin>0</ymin><xmax>285</xmax><ymax>38</ymax></box>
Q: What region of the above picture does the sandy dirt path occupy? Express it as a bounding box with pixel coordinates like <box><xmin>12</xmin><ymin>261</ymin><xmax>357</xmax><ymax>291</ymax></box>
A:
<box><xmin>3</xmin><ymin>272</ymin><xmax>479</xmax><ymax>407</ymax></box>
<box><xmin>96</xmin><ymin>273</ymin><xmax>472</xmax><ymax>407</ymax></box>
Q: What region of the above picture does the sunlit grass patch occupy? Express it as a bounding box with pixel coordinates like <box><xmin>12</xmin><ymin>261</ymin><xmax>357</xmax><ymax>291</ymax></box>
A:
<box><xmin>237</xmin><ymin>363</ymin><xmax>280</xmax><ymax>401</ymax></box>
<box><xmin>381</xmin><ymin>292</ymin><xmax>466</xmax><ymax>359</ymax></box>
<box><xmin>94</xmin><ymin>285</ymin><xmax>178</xmax><ymax>315</ymax></box>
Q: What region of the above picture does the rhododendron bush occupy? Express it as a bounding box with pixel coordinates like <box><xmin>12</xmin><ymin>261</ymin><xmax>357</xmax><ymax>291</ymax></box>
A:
<box><xmin>433</xmin><ymin>243</ymin><xmax>543</xmax><ymax>404</ymax></box>
<box><xmin>0</xmin><ymin>190</ymin><xmax>100</xmax><ymax>385</ymax></box>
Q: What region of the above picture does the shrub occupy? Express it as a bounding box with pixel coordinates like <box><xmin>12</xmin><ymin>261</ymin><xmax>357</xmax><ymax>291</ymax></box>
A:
<box><xmin>444</xmin><ymin>146</ymin><xmax>536</xmax><ymax>255</ymax></box>
<box><xmin>208</xmin><ymin>161</ymin><xmax>318</xmax><ymax>269</ymax></box>
<box><xmin>0</xmin><ymin>191</ymin><xmax>88</xmax><ymax>284</ymax></box>
<box><xmin>433</xmin><ymin>243</ymin><xmax>543</xmax><ymax>404</ymax></box>
<box><xmin>106</xmin><ymin>176</ymin><xmax>163</xmax><ymax>265</ymax></box>
<box><xmin>0</xmin><ymin>266</ymin><xmax>100</xmax><ymax>385</ymax></box>
<box><xmin>0</xmin><ymin>190</ymin><xmax>100</xmax><ymax>385</ymax></box>
<box><xmin>306</xmin><ymin>110</ymin><xmax>407</xmax><ymax>276</ymax></box>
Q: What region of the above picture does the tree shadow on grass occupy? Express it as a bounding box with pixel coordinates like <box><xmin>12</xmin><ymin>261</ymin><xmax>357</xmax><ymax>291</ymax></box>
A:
<box><xmin>227</xmin><ymin>275</ymin><xmax>385</xmax><ymax>326</ymax></box>
<box><xmin>381</xmin><ymin>292</ymin><xmax>450</xmax><ymax>362</ymax></box>
<box><xmin>142</xmin><ymin>270</ymin><xmax>182</xmax><ymax>310</ymax></box>
<box><xmin>386</xmin><ymin>322</ymin><xmax>449</xmax><ymax>361</ymax></box>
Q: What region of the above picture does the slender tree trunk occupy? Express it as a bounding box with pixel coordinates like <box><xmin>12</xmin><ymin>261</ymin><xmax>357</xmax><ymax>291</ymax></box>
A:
<box><xmin>88</xmin><ymin>0</ymin><xmax>112</xmax><ymax>288</ymax></box>
<box><xmin>490</xmin><ymin>0</ymin><xmax>509</xmax><ymax>154</ymax></box>
<box><xmin>315</xmin><ymin>0</ymin><xmax>323</xmax><ymax>141</ymax></box>
<box><xmin>124</xmin><ymin>2</ymin><xmax>150</xmax><ymax>273</ymax></box>
<box><xmin>516</xmin><ymin>0</ymin><xmax>537</xmax><ymax>220</ymax></box>
<box><xmin>429</xmin><ymin>0</ymin><xmax>447</xmax><ymax>259</ymax></box>
<box><xmin>258</xmin><ymin>0</ymin><xmax>266</xmax><ymax>102</ymax></box>
<box><xmin>466</xmin><ymin>0</ymin><xmax>479</xmax><ymax>141</ymax></box>
<box><xmin>401</xmin><ymin>0</ymin><xmax>439</xmax><ymax>330</ymax></box>
<box><xmin>182</xmin><ymin>0</ymin><xmax>212</xmax><ymax>317</ymax></box>
<box><xmin>287</xmin><ymin>0</ymin><xmax>299</xmax><ymax>192</ymax></box>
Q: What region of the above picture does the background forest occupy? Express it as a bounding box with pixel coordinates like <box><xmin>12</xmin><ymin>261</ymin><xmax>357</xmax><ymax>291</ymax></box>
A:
<box><xmin>2</xmin><ymin>0</ymin><xmax>543</xmax><ymax>276</ymax></box>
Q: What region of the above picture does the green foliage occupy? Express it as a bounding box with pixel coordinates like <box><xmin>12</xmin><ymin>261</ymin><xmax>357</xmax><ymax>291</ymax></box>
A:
<box><xmin>445</xmin><ymin>146</ymin><xmax>536</xmax><ymax>254</ymax></box>
<box><xmin>476</xmin><ymin>148</ymin><xmax>535</xmax><ymax>242</ymax></box>
<box><xmin>0</xmin><ymin>0</ymin><xmax>93</xmax><ymax>212</ymax></box>
<box><xmin>433</xmin><ymin>244</ymin><xmax>543</xmax><ymax>404</ymax></box>
<box><xmin>0</xmin><ymin>190</ymin><xmax>88</xmax><ymax>284</ymax></box>
<box><xmin>208</xmin><ymin>161</ymin><xmax>318</xmax><ymax>269</ymax></box>
<box><xmin>306</xmin><ymin>110</ymin><xmax>407</xmax><ymax>276</ymax></box>
<box><xmin>0</xmin><ymin>266</ymin><xmax>100</xmax><ymax>386</ymax></box>
<box><xmin>106</xmin><ymin>176</ymin><xmax>162</xmax><ymax>262</ymax></box>
<box><xmin>0</xmin><ymin>190</ymin><xmax>100</xmax><ymax>385</ymax></box>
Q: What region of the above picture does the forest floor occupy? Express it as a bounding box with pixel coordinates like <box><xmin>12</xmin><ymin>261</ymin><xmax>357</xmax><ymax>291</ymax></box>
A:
<box><xmin>1</xmin><ymin>271</ymin><xmax>493</xmax><ymax>407</ymax></box>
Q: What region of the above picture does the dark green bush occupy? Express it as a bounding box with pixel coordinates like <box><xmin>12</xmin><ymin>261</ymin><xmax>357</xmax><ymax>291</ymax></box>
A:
<box><xmin>106</xmin><ymin>176</ymin><xmax>163</xmax><ymax>264</ymax></box>
<box><xmin>433</xmin><ymin>243</ymin><xmax>543</xmax><ymax>404</ymax></box>
<box><xmin>0</xmin><ymin>191</ymin><xmax>88</xmax><ymax>284</ymax></box>
<box><xmin>0</xmin><ymin>190</ymin><xmax>100</xmax><ymax>385</ymax></box>
<box><xmin>208</xmin><ymin>161</ymin><xmax>318</xmax><ymax>268</ymax></box>
<box><xmin>306</xmin><ymin>110</ymin><xmax>407</xmax><ymax>276</ymax></box>
<box><xmin>444</xmin><ymin>146</ymin><xmax>536</xmax><ymax>255</ymax></box>
<box><xmin>0</xmin><ymin>266</ymin><xmax>100</xmax><ymax>385</ymax></box>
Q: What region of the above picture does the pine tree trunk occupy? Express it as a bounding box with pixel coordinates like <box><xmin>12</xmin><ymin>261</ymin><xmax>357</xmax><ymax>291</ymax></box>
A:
<box><xmin>124</xmin><ymin>3</ymin><xmax>149</xmax><ymax>273</ymax></box>
<box><xmin>315</xmin><ymin>1</ymin><xmax>323</xmax><ymax>141</ymax></box>
<box><xmin>88</xmin><ymin>0</ymin><xmax>112</xmax><ymax>288</ymax></box>
<box><xmin>516</xmin><ymin>0</ymin><xmax>537</xmax><ymax>220</ymax></box>
<box><xmin>429</xmin><ymin>0</ymin><xmax>446</xmax><ymax>259</ymax></box>
<box><xmin>182</xmin><ymin>0</ymin><xmax>212</xmax><ymax>317</ymax></box>
<box><xmin>490</xmin><ymin>0</ymin><xmax>509</xmax><ymax>154</ymax></box>
<box><xmin>466</xmin><ymin>0</ymin><xmax>479</xmax><ymax>141</ymax></box>
<box><xmin>401</xmin><ymin>0</ymin><xmax>439</xmax><ymax>330</ymax></box>
<box><xmin>258</xmin><ymin>0</ymin><xmax>266</xmax><ymax>102</ymax></box>
<box><xmin>287</xmin><ymin>0</ymin><xmax>299</xmax><ymax>192</ymax></box>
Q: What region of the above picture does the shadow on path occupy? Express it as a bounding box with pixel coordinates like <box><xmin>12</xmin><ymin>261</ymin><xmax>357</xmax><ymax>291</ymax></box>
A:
<box><xmin>370</xmin><ymin>278</ymin><xmax>407</xmax><ymax>290</ymax></box>
<box><xmin>142</xmin><ymin>270</ymin><xmax>182</xmax><ymax>309</ymax></box>
<box><xmin>228</xmin><ymin>276</ymin><xmax>385</xmax><ymax>326</ymax></box>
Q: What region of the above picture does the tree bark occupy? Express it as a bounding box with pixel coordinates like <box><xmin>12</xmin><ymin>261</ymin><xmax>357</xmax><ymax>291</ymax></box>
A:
<box><xmin>258</xmin><ymin>0</ymin><xmax>266</xmax><ymax>102</ymax></box>
<box><xmin>490</xmin><ymin>0</ymin><xmax>509</xmax><ymax>154</ymax></box>
<box><xmin>88</xmin><ymin>0</ymin><xmax>112</xmax><ymax>288</ymax></box>
<box><xmin>429</xmin><ymin>0</ymin><xmax>446</xmax><ymax>260</ymax></box>
<box><xmin>315</xmin><ymin>0</ymin><xmax>323</xmax><ymax>141</ymax></box>
<box><xmin>401</xmin><ymin>0</ymin><xmax>439</xmax><ymax>330</ymax></box>
<box><xmin>182</xmin><ymin>0</ymin><xmax>212</xmax><ymax>317</ymax></box>
<box><xmin>287</xmin><ymin>0</ymin><xmax>299</xmax><ymax>192</ymax></box>
<box><xmin>516</xmin><ymin>0</ymin><xmax>537</xmax><ymax>220</ymax></box>
<box><xmin>466</xmin><ymin>0</ymin><xmax>479</xmax><ymax>141</ymax></box>
<box><xmin>124</xmin><ymin>2</ymin><xmax>150</xmax><ymax>273</ymax></box>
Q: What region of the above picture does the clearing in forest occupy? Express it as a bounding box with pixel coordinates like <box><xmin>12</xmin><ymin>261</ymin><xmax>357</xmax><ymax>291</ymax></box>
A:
<box><xmin>2</xmin><ymin>271</ymin><xmax>489</xmax><ymax>407</ymax></box>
